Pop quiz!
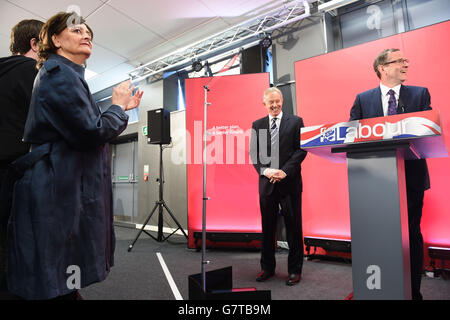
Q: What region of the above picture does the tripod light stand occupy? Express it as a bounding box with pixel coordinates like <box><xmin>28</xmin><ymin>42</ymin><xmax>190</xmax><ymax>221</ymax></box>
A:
<box><xmin>128</xmin><ymin>143</ymin><xmax>187</xmax><ymax>252</ymax></box>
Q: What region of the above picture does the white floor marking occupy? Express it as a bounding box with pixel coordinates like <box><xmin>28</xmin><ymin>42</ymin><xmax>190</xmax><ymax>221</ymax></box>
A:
<box><xmin>156</xmin><ymin>252</ymin><xmax>183</xmax><ymax>300</ymax></box>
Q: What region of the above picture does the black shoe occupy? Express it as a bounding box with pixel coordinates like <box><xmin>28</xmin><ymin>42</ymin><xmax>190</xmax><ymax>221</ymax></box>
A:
<box><xmin>412</xmin><ymin>292</ymin><xmax>423</xmax><ymax>300</ymax></box>
<box><xmin>286</xmin><ymin>273</ymin><xmax>301</xmax><ymax>286</ymax></box>
<box><xmin>256</xmin><ymin>270</ymin><xmax>274</xmax><ymax>282</ymax></box>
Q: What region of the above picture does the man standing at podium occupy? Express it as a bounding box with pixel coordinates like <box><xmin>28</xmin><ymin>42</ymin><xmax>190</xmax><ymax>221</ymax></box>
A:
<box><xmin>349</xmin><ymin>48</ymin><xmax>432</xmax><ymax>300</ymax></box>
<box><xmin>250</xmin><ymin>87</ymin><xmax>307</xmax><ymax>286</ymax></box>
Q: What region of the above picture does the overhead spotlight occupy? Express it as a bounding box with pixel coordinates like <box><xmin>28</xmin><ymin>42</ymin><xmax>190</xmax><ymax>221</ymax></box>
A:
<box><xmin>192</xmin><ymin>59</ymin><xmax>203</xmax><ymax>72</ymax></box>
<box><xmin>260</xmin><ymin>35</ymin><xmax>272</xmax><ymax>49</ymax></box>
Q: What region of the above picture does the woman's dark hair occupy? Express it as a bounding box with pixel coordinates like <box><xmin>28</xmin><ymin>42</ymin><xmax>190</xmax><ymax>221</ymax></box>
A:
<box><xmin>10</xmin><ymin>19</ymin><xmax>44</xmax><ymax>55</ymax></box>
<box><xmin>37</xmin><ymin>12</ymin><xmax>93</xmax><ymax>69</ymax></box>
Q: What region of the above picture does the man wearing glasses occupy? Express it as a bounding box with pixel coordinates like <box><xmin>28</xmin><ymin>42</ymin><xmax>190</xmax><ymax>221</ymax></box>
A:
<box><xmin>349</xmin><ymin>48</ymin><xmax>432</xmax><ymax>300</ymax></box>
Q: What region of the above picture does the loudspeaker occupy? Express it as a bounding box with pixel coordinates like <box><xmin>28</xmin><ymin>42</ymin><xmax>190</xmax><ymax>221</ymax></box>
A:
<box><xmin>147</xmin><ymin>108</ymin><xmax>171</xmax><ymax>145</ymax></box>
<box><xmin>240</xmin><ymin>45</ymin><xmax>267</xmax><ymax>74</ymax></box>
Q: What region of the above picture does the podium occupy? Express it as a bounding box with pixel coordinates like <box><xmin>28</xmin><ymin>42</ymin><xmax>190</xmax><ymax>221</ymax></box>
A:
<box><xmin>300</xmin><ymin>110</ymin><xmax>447</xmax><ymax>299</ymax></box>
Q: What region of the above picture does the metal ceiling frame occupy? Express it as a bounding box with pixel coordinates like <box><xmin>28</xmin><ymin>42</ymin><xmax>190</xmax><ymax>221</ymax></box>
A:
<box><xmin>128</xmin><ymin>0</ymin><xmax>360</xmax><ymax>82</ymax></box>
<box><xmin>129</xmin><ymin>0</ymin><xmax>319</xmax><ymax>81</ymax></box>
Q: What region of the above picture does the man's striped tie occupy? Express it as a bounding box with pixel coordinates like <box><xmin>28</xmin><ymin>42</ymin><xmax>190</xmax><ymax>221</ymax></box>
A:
<box><xmin>270</xmin><ymin>118</ymin><xmax>278</xmax><ymax>145</ymax></box>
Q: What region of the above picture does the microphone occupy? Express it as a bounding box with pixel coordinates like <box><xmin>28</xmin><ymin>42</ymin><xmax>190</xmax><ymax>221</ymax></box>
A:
<box><xmin>397</xmin><ymin>98</ymin><xmax>406</xmax><ymax>114</ymax></box>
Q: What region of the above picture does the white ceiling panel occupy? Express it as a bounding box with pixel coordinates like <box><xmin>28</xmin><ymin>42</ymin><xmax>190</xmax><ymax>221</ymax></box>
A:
<box><xmin>200</xmin><ymin>0</ymin><xmax>280</xmax><ymax>17</ymax></box>
<box><xmin>166</xmin><ymin>18</ymin><xmax>232</xmax><ymax>48</ymax></box>
<box><xmin>199</xmin><ymin>0</ymin><xmax>291</xmax><ymax>27</ymax></box>
<box><xmin>6</xmin><ymin>0</ymin><xmax>104</xmax><ymax>19</ymax></box>
<box><xmin>129</xmin><ymin>40</ymin><xmax>178</xmax><ymax>67</ymax></box>
<box><xmin>85</xmin><ymin>4</ymin><xmax>165</xmax><ymax>58</ymax></box>
<box><xmin>218</xmin><ymin>0</ymin><xmax>287</xmax><ymax>25</ymax></box>
<box><xmin>108</xmin><ymin>0</ymin><xmax>217</xmax><ymax>41</ymax></box>
<box><xmin>0</xmin><ymin>0</ymin><xmax>42</xmax><ymax>40</ymax></box>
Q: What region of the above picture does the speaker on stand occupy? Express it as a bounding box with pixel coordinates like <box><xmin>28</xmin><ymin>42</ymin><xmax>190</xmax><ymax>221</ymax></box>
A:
<box><xmin>128</xmin><ymin>108</ymin><xmax>187</xmax><ymax>251</ymax></box>
<box><xmin>147</xmin><ymin>108</ymin><xmax>171</xmax><ymax>145</ymax></box>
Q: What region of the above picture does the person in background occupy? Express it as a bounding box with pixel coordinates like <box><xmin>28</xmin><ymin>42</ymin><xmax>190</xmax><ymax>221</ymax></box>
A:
<box><xmin>6</xmin><ymin>12</ymin><xmax>143</xmax><ymax>300</ymax></box>
<box><xmin>350</xmin><ymin>48</ymin><xmax>432</xmax><ymax>300</ymax></box>
<box><xmin>250</xmin><ymin>87</ymin><xmax>307</xmax><ymax>286</ymax></box>
<box><xmin>0</xmin><ymin>18</ymin><xmax>44</xmax><ymax>299</ymax></box>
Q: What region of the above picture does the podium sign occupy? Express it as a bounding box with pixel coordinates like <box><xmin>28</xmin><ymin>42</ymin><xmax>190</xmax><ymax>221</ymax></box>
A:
<box><xmin>301</xmin><ymin>110</ymin><xmax>446</xmax><ymax>162</ymax></box>
<box><xmin>300</xmin><ymin>110</ymin><xmax>447</xmax><ymax>300</ymax></box>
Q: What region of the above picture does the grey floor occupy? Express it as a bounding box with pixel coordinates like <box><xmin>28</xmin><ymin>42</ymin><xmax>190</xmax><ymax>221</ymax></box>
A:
<box><xmin>79</xmin><ymin>225</ymin><xmax>450</xmax><ymax>300</ymax></box>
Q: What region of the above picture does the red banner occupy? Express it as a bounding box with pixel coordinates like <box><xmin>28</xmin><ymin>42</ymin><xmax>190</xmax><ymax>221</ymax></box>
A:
<box><xmin>185</xmin><ymin>73</ymin><xmax>270</xmax><ymax>248</ymax></box>
<box><xmin>295</xmin><ymin>21</ymin><xmax>450</xmax><ymax>249</ymax></box>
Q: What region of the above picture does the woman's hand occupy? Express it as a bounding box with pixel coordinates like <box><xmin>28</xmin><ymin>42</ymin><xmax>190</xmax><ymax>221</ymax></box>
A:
<box><xmin>125</xmin><ymin>89</ymin><xmax>143</xmax><ymax>111</ymax></box>
<box><xmin>111</xmin><ymin>80</ymin><xmax>143</xmax><ymax>111</ymax></box>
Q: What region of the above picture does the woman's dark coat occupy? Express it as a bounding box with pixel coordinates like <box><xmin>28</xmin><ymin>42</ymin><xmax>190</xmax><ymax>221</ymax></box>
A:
<box><xmin>7</xmin><ymin>54</ymin><xmax>129</xmax><ymax>299</ymax></box>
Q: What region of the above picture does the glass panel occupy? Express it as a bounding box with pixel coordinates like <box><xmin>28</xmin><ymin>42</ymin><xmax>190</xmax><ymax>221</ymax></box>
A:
<box><xmin>406</xmin><ymin>0</ymin><xmax>450</xmax><ymax>30</ymax></box>
<box><xmin>340</xmin><ymin>0</ymin><xmax>396</xmax><ymax>48</ymax></box>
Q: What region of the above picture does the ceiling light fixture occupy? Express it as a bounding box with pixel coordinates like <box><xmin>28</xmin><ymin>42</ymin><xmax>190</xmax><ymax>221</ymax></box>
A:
<box><xmin>260</xmin><ymin>35</ymin><xmax>272</xmax><ymax>49</ymax></box>
<box><xmin>192</xmin><ymin>59</ymin><xmax>203</xmax><ymax>72</ymax></box>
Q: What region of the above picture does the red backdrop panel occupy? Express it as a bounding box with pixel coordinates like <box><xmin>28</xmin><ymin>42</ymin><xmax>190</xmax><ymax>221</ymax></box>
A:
<box><xmin>295</xmin><ymin>21</ymin><xmax>450</xmax><ymax>248</ymax></box>
<box><xmin>185</xmin><ymin>73</ymin><xmax>270</xmax><ymax>248</ymax></box>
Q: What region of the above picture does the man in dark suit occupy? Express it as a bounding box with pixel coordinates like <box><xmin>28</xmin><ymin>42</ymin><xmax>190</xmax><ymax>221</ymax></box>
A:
<box><xmin>350</xmin><ymin>48</ymin><xmax>432</xmax><ymax>300</ymax></box>
<box><xmin>250</xmin><ymin>87</ymin><xmax>307</xmax><ymax>286</ymax></box>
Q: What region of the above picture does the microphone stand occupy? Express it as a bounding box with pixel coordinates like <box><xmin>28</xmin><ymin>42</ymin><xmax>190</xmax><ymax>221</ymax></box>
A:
<box><xmin>201</xmin><ymin>84</ymin><xmax>211</xmax><ymax>292</ymax></box>
<box><xmin>199</xmin><ymin>56</ymin><xmax>235</xmax><ymax>292</ymax></box>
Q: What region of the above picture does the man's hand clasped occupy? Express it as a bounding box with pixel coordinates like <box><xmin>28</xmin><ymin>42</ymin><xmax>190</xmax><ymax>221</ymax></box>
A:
<box><xmin>264</xmin><ymin>168</ymin><xmax>287</xmax><ymax>184</ymax></box>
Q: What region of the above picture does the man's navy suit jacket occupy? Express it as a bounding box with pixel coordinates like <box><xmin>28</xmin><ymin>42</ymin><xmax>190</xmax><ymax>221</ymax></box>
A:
<box><xmin>350</xmin><ymin>85</ymin><xmax>432</xmax><ymax>191</ymax></box>
<box><xmin>250</xmin><ymin>113</ymin><xmax>307</xmax><ymax>197</ymax></box>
